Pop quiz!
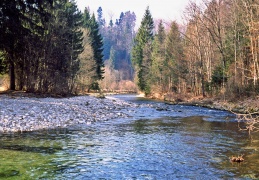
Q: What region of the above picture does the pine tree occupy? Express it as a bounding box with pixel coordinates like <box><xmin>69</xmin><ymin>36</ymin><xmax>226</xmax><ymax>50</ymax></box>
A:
<box><xmin>0</xmin><ymin>0</ymin><xmax>25</xmax><ymax>90</ymax></box>
<box><xmin>157</xmin><ymin>20</ymin><xmax>166</xmax><ymax>44</ymax></box>
<box><xmin>165</xmin><ymin>21</ymin><xmax>186</xmax><ymax>93</ymax></box>
<box><xmin>83</xmin><ymin>7</ymin><xmax>92</xmax><ymax>28</ymax></box>
<box><xmin>90</xmin><ymin>14</ymin><xmax>104</xmax><ymax>80</ymax></box>
<box><xmin>0</xmin><ymin>0</ymin><xmax>52</xmax><ymax>90</ymax></box>
<box><xmin>82</xmin><ymin>8</ymin><xmax>104</xmax><ymax>82</ymax></box>
<box><xmin>36</xmin><ymin>0</ymin><xmax>83</xmax><ymax>94</ymax></box>
<box><xmin>65</xmin><ymin>0</ymin><xmax>84</xmax><ymax>91</ymax></box>
<box><xmin>97</xmin><ymin>6</ymin><xmax>105</xmax><ymax>27</ymax></box>
<box><xmin>151</xmin><ymin>20</ymin><xmax>167</xmax><ymax>93</ymax></box>
<box><xmin>131</xmin><ymin>6</ymin><xmax>154</xmax><ymax>93</ymax></box>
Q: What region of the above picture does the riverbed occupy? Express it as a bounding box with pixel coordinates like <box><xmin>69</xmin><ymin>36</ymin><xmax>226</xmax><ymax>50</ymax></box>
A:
<box><xmin>0</xmin><ymin>94</ymin><xmax>259</xmax><ymax>179</ymax></box>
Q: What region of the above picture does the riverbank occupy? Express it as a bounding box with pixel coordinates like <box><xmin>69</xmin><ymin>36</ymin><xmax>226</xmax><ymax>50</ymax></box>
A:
<box><xmin>1</xmin><ymin>90</ymin><xmax>258</xmax><ymax>133</ymax></box>
<box><xmin>0</xmin><ymin>92</ymin><xmax>136</xmax><ymax>133</ymax></box>
<box><xmin>162</xmin><ymin>93</ymin><xmax>259</xmax><ymax>115</ymax></box>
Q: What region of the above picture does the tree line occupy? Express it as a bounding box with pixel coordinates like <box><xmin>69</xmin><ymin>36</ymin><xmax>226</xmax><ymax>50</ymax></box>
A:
<box><xmin>132</xmin><ymin>0</ymin><xmax>259</xmax><ymax>100</ymax></box>
<box><xmin>95</xmin><ymin>7</ymin><xmax>137</xmax><ymax>91</ymax></box>
<box><xmin>2</xmin><ymin>0</ymin><xmax>259</xmax><ymax>99</ymax></box>
<box><xmin>0</xmin><ymin>0</ymin><xmax>104</xmax><ymax>95</ymax></box>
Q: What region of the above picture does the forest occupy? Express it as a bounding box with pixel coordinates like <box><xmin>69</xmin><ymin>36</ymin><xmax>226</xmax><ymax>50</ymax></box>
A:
<box><xmin>1</xmin><ymin>0</ymin><xmax>259</xmax><ymax>101</ymax></box>
<box><xmin>132</xmin><ymin>0</ymin><xmax>259</xmax><ymax>101</ymax></box>
<box><xmin>0</xmin><ymin>0</ymin><xmax>104</xmax><ymax>95</ymax></box>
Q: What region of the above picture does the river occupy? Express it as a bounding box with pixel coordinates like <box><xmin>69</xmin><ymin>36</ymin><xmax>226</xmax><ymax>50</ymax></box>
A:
<box><xmin>0</xmin><ymin>94</ymin><xmax>259</xmax><ymax>179</ymax></box>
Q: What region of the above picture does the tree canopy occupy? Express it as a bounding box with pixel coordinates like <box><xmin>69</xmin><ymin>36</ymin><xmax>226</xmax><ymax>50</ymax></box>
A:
<box><xmin>2</xmin><ymin>0</ymin><xmax>259</xmax><ymax>99</ymax></box>
<box><xmin>0</xmin><ymin>0</ymin><xmax>104</xmax><ymax>95</ymax></box>
<box><xmin>131</xmin><ymin>7</ymin><xmax>154</xmax><ymax>93</ymax></box>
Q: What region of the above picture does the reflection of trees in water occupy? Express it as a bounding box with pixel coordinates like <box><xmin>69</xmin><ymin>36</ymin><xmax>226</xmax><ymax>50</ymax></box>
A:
<box><xmin>133</xmin><ymin>119</ymin><xmax>148</xmax><ymax>133</ymax></box>
<box><xmin>132</xmin><ymin>117</ymin><xmax>180</xmax><ymax>134</ymax></box>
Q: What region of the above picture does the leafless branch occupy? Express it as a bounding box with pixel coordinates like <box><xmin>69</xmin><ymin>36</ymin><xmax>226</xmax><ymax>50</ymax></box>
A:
<box><xmin>234</xmin><ymin>111</ymin><xmax>259</xmax><ymax>135</ymax></box>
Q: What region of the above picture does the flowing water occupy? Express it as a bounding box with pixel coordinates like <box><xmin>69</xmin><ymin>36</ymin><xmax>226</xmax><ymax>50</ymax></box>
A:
<box><xmin>0</xmin><ymin>94</ymin><xmax>259</xmax><ymax>179</ymax></box>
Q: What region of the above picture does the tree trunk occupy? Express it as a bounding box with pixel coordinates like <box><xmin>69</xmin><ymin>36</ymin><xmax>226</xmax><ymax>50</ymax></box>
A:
<box><xmin>9</xmin><ymin>60</ymin><xmax>15</xmax><ymax>90</ymax></box>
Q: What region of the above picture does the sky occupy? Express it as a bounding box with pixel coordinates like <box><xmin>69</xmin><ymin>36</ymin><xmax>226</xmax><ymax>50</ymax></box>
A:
<box><xmin>75</xmin><ymin>0</ymin><xmax>202</xmax><ymax>27</ymax></box>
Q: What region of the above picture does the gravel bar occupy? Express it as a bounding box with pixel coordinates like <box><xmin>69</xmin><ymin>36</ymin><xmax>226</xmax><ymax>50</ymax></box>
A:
<box><xmin>0</xmin><ymin>95</ymin><xmax>135</xmax><ymax>133</ymax></box>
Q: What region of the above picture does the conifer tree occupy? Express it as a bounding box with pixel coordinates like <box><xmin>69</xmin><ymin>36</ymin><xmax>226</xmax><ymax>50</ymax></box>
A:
<box><xmin>82</xmin><ymin>8</ymin><xmax>104</xmax><ymax>82</ymax></box>
<box><xmin>82</xmin><ymin>7</ymin><xmax>92</xmax><ymax>28</ymax></box>
<box><xmin>157</xmin><ymin>20</ymin><xmax>166</xmax><ymax>44</ymax></box>
<box><xmin>131</xmin><ymin>6</ymin><xmax>154</xmax><ymax>93</ymax></box>
<box><xmin>97</xmin><ymin>7</ymin><xmax>105</xmax><ymax>27</ymax></box>
<box><xmin>38</xmin><ymin>0</ymin><xmax>83</xmax><ymax>94</ymax></box>
<box><xmin>90</xmin><ymin>14</ymin><xmax>104</xmax><ymax>80</ymax></box>
<box><xmin>151</xmin><ymin>20</ymin><xmax>167</xmax><ymax>93</ymax></box>
<box><xmin>65</xmin><ymin>0</ymin><xmax>84</xmax><ymax>91</ymax></box>
<box><xmin>165</xmin><ymin>21</ymin><xmax>186</xmax><ymax>93</ymax></box>
<box><xmin>0</xmin><ymin>0</ymin><xmax>52</xmax><ymax>90</ymax></box>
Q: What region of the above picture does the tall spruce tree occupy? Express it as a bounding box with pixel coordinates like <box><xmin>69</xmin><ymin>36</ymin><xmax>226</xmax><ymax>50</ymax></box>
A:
<box><xmin>82</xmin><ymin>7</ymin><xmax>91</xmax><ymax>28</ymax></box>
<box><xmin>131</xmin><ymin>6</ymin><xmax>154</xmax><ymax>93</ymax></box>
<box><xmin>150</xmin><ymin>20</ymin><xmax>167</xmax><ymax>93</ymax></box>
<box><xmin>38</xmin><ymin>0</ymin><xmax>83</xmax><ymax>94</ymax></box>
<box><xmin>65</xmin><ymin>0</ymin><xmax>83</xmax><ymax>92</ymax></box>
<box><xmin>82</xmin><ymin>8</ymin><xmax>104</xmax><ymax>82</ymax></box>
<box><xmin>97</xmin><ymin>6</ymin><xmax>105</xmax><ymax>27</ymax></box>
<box><xmin>165</xmin><ymin>21</ymin><xmax>186</xmax><ymax>93</ymax></box>
<box><xmin>90</xmin><ymin>14</ymin><xmax>104</xmax><ymax>80</ymax></box>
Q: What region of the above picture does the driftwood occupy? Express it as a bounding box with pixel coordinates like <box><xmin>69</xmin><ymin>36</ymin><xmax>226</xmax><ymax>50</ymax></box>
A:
<box><xmin>230</xmin><ymin>155</ymin><xmax>244</xmax><ymax>162</ymax></box>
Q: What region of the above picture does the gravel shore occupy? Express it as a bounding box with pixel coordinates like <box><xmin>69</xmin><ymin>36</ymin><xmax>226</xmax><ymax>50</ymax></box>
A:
<box><xmin>0</xmin><ymin>94</ymin><xmax>134</xmax><ymax>133</ymax></box>
<box><xmin>3</xmin><ymin>92</ymin><xmax>255</xmax><ymax>133</ymax></box>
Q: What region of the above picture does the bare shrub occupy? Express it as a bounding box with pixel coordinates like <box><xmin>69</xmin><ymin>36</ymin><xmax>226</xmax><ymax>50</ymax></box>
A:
<box><xmin>236</xmin><ymin>112</ymin><xmax>259</xmax><ymax>135</ymax></box>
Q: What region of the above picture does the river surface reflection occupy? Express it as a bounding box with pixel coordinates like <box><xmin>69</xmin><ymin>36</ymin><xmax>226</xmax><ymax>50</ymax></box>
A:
<box><xmin>0</xmin><ymin>94</ymin><xmax>259</xmax><ymax>179</ymax></box>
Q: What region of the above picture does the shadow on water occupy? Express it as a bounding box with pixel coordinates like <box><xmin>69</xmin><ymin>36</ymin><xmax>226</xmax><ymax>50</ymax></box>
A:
<box><xmin>0</xmin><ymin>170</ymin><xmax>19</xmax><ymax>178</ymax></box>
<box><xmin>0</xmin><ymin>144</ymin><xmax>61</xmax><ymax>154</ymax></box>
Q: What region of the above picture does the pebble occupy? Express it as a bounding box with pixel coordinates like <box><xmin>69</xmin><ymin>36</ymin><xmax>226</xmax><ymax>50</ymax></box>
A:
<box><xmin>0</xmin><ymin>95</ymin><xmax>137</xmax><ymax>133</ymax></box>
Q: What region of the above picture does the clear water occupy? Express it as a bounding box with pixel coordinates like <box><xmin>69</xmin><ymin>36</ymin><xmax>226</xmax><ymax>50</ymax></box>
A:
<box><xmin>0</xmin><ymin>95</ymin><xmax>259</xmax><ymax>179</ymax></box>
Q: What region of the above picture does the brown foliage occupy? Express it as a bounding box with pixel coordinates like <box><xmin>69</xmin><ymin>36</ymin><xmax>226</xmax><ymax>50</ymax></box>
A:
<box><xmin>230</xmin><ymin>155</ymin><xmax>244</xmax><ymax>162</ymax></box>
<box><xmin>100</xmin><ymin>60</ymin><xmax>137</xmax><ymax>92</ymax></box>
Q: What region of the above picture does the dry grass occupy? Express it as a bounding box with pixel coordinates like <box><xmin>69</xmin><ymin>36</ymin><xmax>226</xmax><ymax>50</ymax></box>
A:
<box><xmin>0</xmin><ymin>74</ymin><xmax>9</xmax><ymax>91</ymax></box>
